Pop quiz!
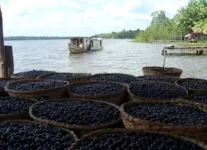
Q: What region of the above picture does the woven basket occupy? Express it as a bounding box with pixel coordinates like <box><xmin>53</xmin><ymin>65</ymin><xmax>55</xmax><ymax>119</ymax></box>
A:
<box><xmin>179</xmin><ymin>94</ymin><xmax>207</xmax><ymax>111</ymax></box>
<box><xmin>11</xmin><ymin>70</ymin><xmax>56</xmax><ymax>80</ymax></box>
<box><xmin>0</xmin><ymin>97</ymin><xmax>37</xmax><ymax>123</ymax></box>
<box><xmin>89</xmin><ymin>73</ymin><xmax>138</xmax><ymax>86</ymax></box>
<box><xmin>176</xmin><ymin>78</ymin><xmax>207</xmax><ymax>95</ymax></box>
<box><xmin>68</xmin><ymin>81</ymin><xmax>127</xmax><ymax>105</ymax></box>
<box><xmin>136</xmin><ymin>75</ymin><xmax>177</xmax><ymax>84</ymax></box>
<box><xmin>0</xmin><ymin>119</ymin><xmax>78</xmax><ymax>148</ymax></box>
<box><xmin>37</xmin><ymin>72</ymin><xmax>92</xmax><ymax>84</ymax></box>
<box><xmin>5</xmin><ymin>79</ymin><xmax>69</xmax><ymax>99</ymax></box>
<box><xmin>29</xmin><ymin>98</ymin><xmax>122</xmax><ymax>135</ymax></box>
<box><xmin>0</xmin><ymin>78</ymin><xmax>14</xmax><ymax>96</ymax></box>
<box><xmin>142</xmin><ymin>66</ymin><xmax>183</xmax><ymax>78</ymax></box>
<box><xmin>120</xmin><ymin>101</ymin><xmax>207</xmax><ymax>144</ymax></box>
<box><xmin>69</xmin><ymin>128</ymin><xmax>207</xmax><ymax>150</ymax></box>
<box><xmin>128</xmin><ymin>81</ymin><xmax>188</xmax><ymax>102</ymax></box>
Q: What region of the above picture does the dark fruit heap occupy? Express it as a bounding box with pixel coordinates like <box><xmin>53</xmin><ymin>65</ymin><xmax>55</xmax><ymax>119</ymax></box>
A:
<box><xmin>70</xmin><ymin>82</ymin><xmax>123</xmax><ymax>95</ymax></box>
<box><xmin>0</xmin><ymin>80</ymin><xmax>10</xmax><ymax>88</ymax></box>
<box><xmin>0</xmin><ymin>97</ymin><xmax>35</xmax><ymax>116</ymax></box>
<box><xmin>9</xmin><ymin>80</ymin><xmax>68</xmax><ymax>91</ymax></box>
<box><xmin>125</xmin><ymin>103</ymin><xmax>207</xmax><ymax>126</ymax></box>
<box><xmin>177</xmin><ymin>78</ymin><xmax>207</xmax><ymax>90</ymax></box>
<box><xmin>129</xmin><ymin>80</ymin><xmax>187</xmax><ymax>100</ymax></box>
<box><xmin>74</xmin><ymin>131</ymin><xmax>199</xmax><ymax>150</ymax></box>
<box><xmin>137</xmin><ymin>75</ymin><xmax>177</xmax><ymax>84</ymax></box>
<box><xmin>32</xmin><ymin>100</ymin><xmax>120</xmax><ymax>125</ymax></box>
<box><xmin>42</xmin><ymin>73</ymin><xmax>90</xmax><ymax>81</ymax></box>
<box><xmin>12</xmin><ymin>70</ymin><xmax>55</xmax><ymax>79</ymax></box>
<box><xmin>90</xmin><ymin>73</ymin><xmax>138</xmax><ymax>84</ymax></box>
<box><xmin>188</xmin><ymin>94</ymin><xmax>207</xmax><ymax>104</ymax></box>
<box><xmin>0</xmin><ymin>122</ymin><xmax>75</xmax><ymax>150</ymax></box>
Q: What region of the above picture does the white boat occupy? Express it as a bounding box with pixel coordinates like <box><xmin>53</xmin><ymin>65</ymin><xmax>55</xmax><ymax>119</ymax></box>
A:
<box><xmin>68</xmin><ymin>37</ymin><xmax>103</xmax><ymax>53</ymax></box>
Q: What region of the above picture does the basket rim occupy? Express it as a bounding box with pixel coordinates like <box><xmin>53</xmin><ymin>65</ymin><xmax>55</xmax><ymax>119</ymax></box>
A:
<box><xmin>29</xmin><ymin>98</ymin><xmax>122</xmax><ymax>130</ymax></box>
<box><xmin>11</xmin><ymin>71</ymin><xmax>56</xmax><ymax>79</ymax></box>
<box><xmin>0</xmin><ymin>119</ymin><xmax>78</xmax><ymax>145</ymax></box>
<box><xmin>120</xmin><ymin>101</ymin><xmax>207</xmax><ymax>129</ymax></box>
<box><xmin>136</xmin><ymin>75</ymin><xmax>178</xmax><ymax>79</ymax></box>
<box><xmin>179</xmin><ymin>94</ymin><xmax>207</xmax><ymax>108</ymax></box>
<box><xmin>69</xmin><ymin>128</ymin><xmax>207</xmax><ymax>150</ymax></box>
<box><xmin>37</xmin><ymin>72</ymin><xmax>92</xmax><ymax>80</ymax></box>
<box><xmin>5</xmin><ymin>79</ymin><xmax>69</xmax><ymax>94</ymax></box>
<box><xmin>128</xmin><ymin>80</ymin><xmax>188</xmax><ymax>101</ymax></box>
<box><xmin>89</xmin><ymin>73</ymin><xmax>138</xmax><ymax>85</ymax></box>
<box><xmin>68</xmin><ymin>80</ymin><xmax>127</xmax><ymax>98</ymax></box>
<box><xmin>142</xmin><ymin>66</ymin><xmax>183</xmax><ymax>73</ymax></box>
<box><xmin>175</xmin><ymin>78</ymin><xmax>207</xmax><ymax>92</ymax></box>
<box><xmin>0</xmin><ymin>78</ymin><xmax>13</xmax><ymax>81</ymax></box>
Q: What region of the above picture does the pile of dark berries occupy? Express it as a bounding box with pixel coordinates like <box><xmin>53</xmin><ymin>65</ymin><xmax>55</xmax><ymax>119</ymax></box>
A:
<box><xmin>125</xmin><ymin>103</ymin><xmax>207</xmax><ymax>126</ymax></box>
<box><xmin>31</xmin><ymin>100</ymin><xmax>120</xmax><ymax>125</ymax></box>
<box><xmin>12</xmin><ymin>70</ymin><xmax>55</xmax><ymax>79</ymax></box>
<box><xmin>0</xmin><ymin>97</ymin><xmax>36</xmax><ymax>116</ymax></box>
<box><xmin>0</xmin><ymin>80</ymin><xmax>11</xmax><ymax>88</ymax></box>
<box><xmin>74</xmin><ymin>131</ymin><xmax>199</xmax><ymax>150</ymax></box>
<box><xmin>129</xmin><ymin>80</ymin><xmax>187</xmax><ymax>100</ymax></box>
<box><xmin>70</xmin><ymin>82</ymin><xmax>123</xmax><ymax>95</ymax></box>
<box><xmin>137</xmin><ymin>75</ymin><xmax>177</xmax><ymax>84</ymax></box>
<box><xmin>9</xmin><ymin>80</ymin><xmax>68</xmax><ymax>91</ymax></box>
<box><xmin>90</xmin><ymin>73</ymin><xmax>138</xmax><ymax>84</ymax></box>
<box><xmin>41</xmin><ymin>73</ymin><xmax>90</xmax><ymax>81</ymax></box>
<box><xmin>188</xmin><ymin>94</ymin><xmax>207</xmax><ymax>104</ymax></box>
<box><xmin>0</xmin><ymin>121</ymin><xmax>75</xmax><ymax>149</ymax></box>
<box><xmin>177</xmin><ymin>78</ymin><xmax>207</xmax><ymax>90</ymax></box>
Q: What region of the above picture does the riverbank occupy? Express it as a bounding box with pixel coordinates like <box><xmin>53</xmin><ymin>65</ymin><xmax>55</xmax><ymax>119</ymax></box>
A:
<box><xmin>132</xmin><ymin>40</ymin><xmax>207</xmax><ymax>46</ymax></box>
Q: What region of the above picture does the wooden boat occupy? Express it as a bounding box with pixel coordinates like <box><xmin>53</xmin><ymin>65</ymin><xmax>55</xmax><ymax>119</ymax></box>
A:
<box><xmin>161</xmin><ymin>45</ymin><xmax>207</xmax><ymax>55</ymax></box>
<box><xmin>69</xmin><ymin>37</ymin><xmax>103</xmax><ymax>53</ymax></box>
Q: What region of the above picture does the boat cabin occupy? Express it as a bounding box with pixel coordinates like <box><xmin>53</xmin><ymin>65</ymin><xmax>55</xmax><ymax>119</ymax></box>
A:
<box><xmin>69</xmin><ymin>37</ymin><xmax>103</xmax><ymax>51</ymax></box>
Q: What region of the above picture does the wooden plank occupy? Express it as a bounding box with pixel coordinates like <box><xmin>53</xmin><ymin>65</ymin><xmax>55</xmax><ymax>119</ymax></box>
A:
<box><xmin>163</xmin><ymin>46</ymin><xmax>207</xmax><ymax>50</ymax></box>
<box><xmin>4</xmin><ymin>45</ymin><xmax>14</xmax><ymax>77</ymax></box>
<box><xmin>0</xmin><ymin>6</ymin><xmax>7</xmax><ymax>78</ymax></box>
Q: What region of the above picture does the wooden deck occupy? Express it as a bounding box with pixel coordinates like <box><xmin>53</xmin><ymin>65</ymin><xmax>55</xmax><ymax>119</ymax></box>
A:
<box><xmin>161</xmin><ymin>46</ymin><xmax>207</xmax><ymax>55</ymax></box>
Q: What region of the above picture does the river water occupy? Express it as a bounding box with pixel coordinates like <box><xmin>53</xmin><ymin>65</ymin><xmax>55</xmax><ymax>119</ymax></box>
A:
<box><xmin>5</xmin><ymin>39</ymin><xmax>207</xmax><ymax>79</ymax></box>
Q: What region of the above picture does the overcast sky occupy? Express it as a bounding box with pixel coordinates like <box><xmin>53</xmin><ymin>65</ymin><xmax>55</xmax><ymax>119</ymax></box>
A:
<box><xmin>1</xmin><ymin>0</ymin><xmax>189</xmax><ymax>36</ymax></box>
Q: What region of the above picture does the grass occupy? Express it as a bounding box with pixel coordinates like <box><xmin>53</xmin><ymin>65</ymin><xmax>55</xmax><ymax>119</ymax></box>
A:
<box><xmin>132</xmin><ymin>40</ymin><xmax>207</xmax><ymax>46</ymax></box>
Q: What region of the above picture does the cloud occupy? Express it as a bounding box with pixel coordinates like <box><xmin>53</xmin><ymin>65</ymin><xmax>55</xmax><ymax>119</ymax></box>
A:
<box><xmin>0</xmin><ymin>0</ymin><xmax>189</xmax><ymax>36</ymax></box>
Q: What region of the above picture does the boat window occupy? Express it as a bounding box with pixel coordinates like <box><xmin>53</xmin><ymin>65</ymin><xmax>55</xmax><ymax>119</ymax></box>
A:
<box><xmin>80</xmin><ymin>38</ymin><xmax>83</xmax><ymax>43</ymax></box>
<box><xmin>100</xmin><ymin>40</ymin><xmax>102</xmax><ymax>47</ymax></box>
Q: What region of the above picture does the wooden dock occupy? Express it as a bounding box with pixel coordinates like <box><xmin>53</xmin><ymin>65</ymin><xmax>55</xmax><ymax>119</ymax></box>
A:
<box><xmin>161</xmin><ymin>46</ymin><xmax>207</xmax><ymax>55</ymax></box>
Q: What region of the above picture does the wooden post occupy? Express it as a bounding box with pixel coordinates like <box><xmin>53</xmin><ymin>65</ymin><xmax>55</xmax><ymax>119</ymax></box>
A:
<box><xmin>163</xmin><ymin>53</ymin><xmax>166</xmax><ymax>68</ymax></box>
<box><xmin>0</xmin><ymin>6</ymin><xmax>7</xmax><ymax>78</ymax></box>
<box><xmin>4</xmin><ymin>45</ymin><xmax>14</xmax><ymax>77</ymax></box>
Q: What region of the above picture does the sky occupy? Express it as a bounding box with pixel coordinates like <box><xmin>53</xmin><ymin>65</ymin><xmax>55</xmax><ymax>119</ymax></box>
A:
<box><xmin>0</xmin><ymin>0</ymin><xmax>189</xmax><ymax>36</ymax></box>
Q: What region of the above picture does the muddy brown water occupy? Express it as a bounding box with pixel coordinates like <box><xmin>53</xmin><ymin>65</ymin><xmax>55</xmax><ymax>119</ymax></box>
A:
<box><xmin>5</xmin><ymin>39</ymin><xmax>207</xmax><ymax>79</ymax></box>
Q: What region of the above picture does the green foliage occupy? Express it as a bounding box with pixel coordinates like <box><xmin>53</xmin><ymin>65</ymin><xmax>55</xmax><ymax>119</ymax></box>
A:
<box><xmin>134</xmin><ymin>11</ymin><xmax>177</xmax><ymax>42</ymax></box>
<box><xmin>135</xmin><ymin>0</ymin><xmax>207</xmax><ymax>42</ymax></box>
<box><xmin>91</xmin><ymin>29</ymin><xmax>142</xmax><ymax>39</ymax></box>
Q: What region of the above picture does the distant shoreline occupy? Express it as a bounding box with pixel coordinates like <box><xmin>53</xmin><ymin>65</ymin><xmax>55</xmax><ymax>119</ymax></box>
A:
<box><xmin>4</xmin><ymin>37</ymin><xmax>133</xmax><ymax>41</ymax></box>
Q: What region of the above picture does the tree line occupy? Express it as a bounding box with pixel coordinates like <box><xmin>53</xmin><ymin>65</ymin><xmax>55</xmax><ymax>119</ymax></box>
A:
<box><xmin>4</xmin><ymin>36</ymin><xmax>70</xmax><ymax>41</ymax></box>
<box><xmin>134</xmin><ymin>0</ymin><xmax>207</xmax><ymax>42</ymax></box>
<box><xmin>91</xmin><ymin>29</ymin><xmax>142</xmax><ymax>39</ymax></box>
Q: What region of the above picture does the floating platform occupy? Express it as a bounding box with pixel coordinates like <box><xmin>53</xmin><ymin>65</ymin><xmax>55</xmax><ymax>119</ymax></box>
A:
<box><xmin>161</xmin><ymin>46</ymin><xmax>207</xmax><ymax>55</ymax></box>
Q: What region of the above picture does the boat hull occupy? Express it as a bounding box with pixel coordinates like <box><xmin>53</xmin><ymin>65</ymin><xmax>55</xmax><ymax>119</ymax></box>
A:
<box><xmin>69</xmin><ymin>44</ymin><xmax>102</xmax><ymax>54</ymax></box>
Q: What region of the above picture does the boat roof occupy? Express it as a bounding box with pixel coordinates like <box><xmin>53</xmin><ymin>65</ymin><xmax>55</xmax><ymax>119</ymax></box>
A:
<box><xmin>91</xmin><ymin>38</ymin><xmax>102</xmax><ymax>40</ymax></box>
<box><xmin>70</xmin><ymin>37</ymin><xmax>102</xmax><ymax>40</ymax></box>
<box><xmin>70</xmin><ymin>36</ymin><xmax>90</xmax><ymax>39</ymax></box>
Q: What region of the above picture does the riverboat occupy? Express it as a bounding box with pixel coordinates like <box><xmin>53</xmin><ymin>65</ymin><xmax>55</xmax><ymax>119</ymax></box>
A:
<box><xmin>69</xmin><ymin>37</ymin><xmax>103</xmax><ymax>53</ymax></box>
